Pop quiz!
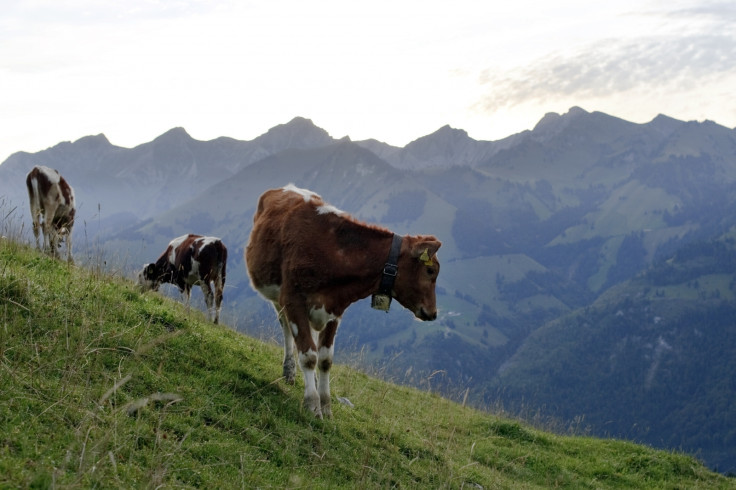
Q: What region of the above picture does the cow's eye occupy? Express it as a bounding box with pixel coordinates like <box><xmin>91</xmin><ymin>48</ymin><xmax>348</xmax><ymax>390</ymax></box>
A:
<box><xmin>426</xmin><ymin>267</ymin><xmax>436</xmax><ymax>276</ymax></box>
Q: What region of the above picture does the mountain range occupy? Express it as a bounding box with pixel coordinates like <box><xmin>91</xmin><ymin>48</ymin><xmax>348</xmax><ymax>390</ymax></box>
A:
<box><xmin>1</xmin><ymin>107</ymin><xmax>735</xmax><ymax>473</ymax></box>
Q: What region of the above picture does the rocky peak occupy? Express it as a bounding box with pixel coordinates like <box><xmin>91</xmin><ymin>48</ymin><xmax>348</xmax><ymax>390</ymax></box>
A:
<box><xmin>256</xmin><ymin>117</ymin><xmax>334</xmax><ymax>152</ymax></box>
<box><xmin>532</xmin><ymin>106</ymin><xmax>590</xmax><ymax>141</ymax></box>
<box><xmin>74</xmin><ymin>133</ymin><xmax>112</xmax><ymax>150</ymax></box>
<box><xmin>152</xmin><ymin>127</ymin><xmax>193</xmax><ymax>146</ymax></box>
<box><xmin>648</xmin><ymin>114</ymin><xmax>684</xmax><ymax>137</ymax></box>
<box><xmin>394</xmin><ymin>124</ymin><xmax>498</xmax><ymax>169</ymax></box>
<box><xmin>405</xmin><ymin>125</ymin><xmax>472</xmax><ymax>156</ymax></box>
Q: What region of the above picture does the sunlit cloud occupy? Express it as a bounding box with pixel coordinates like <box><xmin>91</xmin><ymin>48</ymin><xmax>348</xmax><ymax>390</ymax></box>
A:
<box><xmin>475</xmin><ymin>33</ymin><xmax>736</xmax><ymax>113</ymax></box>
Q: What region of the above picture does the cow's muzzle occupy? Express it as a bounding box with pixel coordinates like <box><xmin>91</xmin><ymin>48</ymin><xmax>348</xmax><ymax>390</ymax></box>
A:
<box><xmin>417</xmin><ymin>307</ymin><xmax>437</xmax><ymax>321</ymax></box>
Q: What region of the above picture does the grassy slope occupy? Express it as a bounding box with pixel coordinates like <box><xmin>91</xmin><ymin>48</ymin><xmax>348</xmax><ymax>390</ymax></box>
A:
<box><xmin>1</xmin><ymin>239</ymin><xmax>733</xmax><ymax>489</ymax></box>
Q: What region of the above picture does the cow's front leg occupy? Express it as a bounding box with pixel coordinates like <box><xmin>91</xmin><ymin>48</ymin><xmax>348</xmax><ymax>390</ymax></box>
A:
<box><xmin>317</xmin><ymin>319</ymin><xmax>339</xmax><ymax>418</ymax></box>
<box><xmin>286</xmin><ymin>306</ymin><xmax>322</xmax><ymax>418</ymax></box>
<box><xmin>182</xmin><ymin>285</ymin><xmax>192</xmax><ymax>313</ymax></box>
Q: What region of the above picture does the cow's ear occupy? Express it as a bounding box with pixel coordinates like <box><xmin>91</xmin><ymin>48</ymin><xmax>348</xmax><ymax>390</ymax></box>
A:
<box><xmin>410</xmin><ymin>236</ymin><xmax>442</xmax><ymax>263</ymax></box>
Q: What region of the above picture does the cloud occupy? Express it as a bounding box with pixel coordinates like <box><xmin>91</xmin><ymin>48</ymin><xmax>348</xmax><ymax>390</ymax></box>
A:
<box><xmin>2</xmin><ymin>0</ymin><xmax>221</xmax><ymax>26</ymax></box>
<box><xmin>475</xmin><ymin>32</ymin><xmax>736</xmax><ymax>112</ymax></box>
<box><xmin>665</xmin><ymin>1</ymin><xmax>736</xmax><ymax>23</ymax></box>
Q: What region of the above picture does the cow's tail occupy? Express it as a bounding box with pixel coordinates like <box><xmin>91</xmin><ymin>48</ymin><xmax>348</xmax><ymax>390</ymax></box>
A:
<box><xmin>26</xmin><ymin>171</ymin><xmax>43</xmax><ymax>250</ymax></box>
<box><xmin>208</xmin><ymin>244</ymin><xmax>227</xmax><ymax>324</ymax></box>
<box><xmin>217</xmin><ymin>244</ymin><xmax>227</xmax><ymax>290</ymax></box>
<box><xmin>26</xmin><ymin>173</ymin><xmax>41</xmax><ymax>219</ymax></box>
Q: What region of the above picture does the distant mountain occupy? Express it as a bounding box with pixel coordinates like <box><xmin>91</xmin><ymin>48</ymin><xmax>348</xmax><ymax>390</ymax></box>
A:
<box><xmin>355</xmin><ymin>124</ymin><xmax>523</xmax><ymax>170</ymax></box>
<box><xmin>391</xmin><ymin>125</ymin><xmax>496</xmax><ymax>169</ymax></box>
<box><xmin>2</xmin><ymin>107</ymin><xmax>736</xmax><ymax>472</ymax></box>
<box><xmin>254</xmin><ymin>116</ymin><xmax>334</xmax><ymax>154</ymax></box>
<box><xmin>0</xmin><ymin>117</ymin><xmax>337</xmax><ymax>224</ymax></box>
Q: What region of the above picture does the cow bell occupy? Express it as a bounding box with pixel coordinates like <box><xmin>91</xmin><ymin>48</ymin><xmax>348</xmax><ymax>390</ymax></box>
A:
<box><xmin>371</xmin><ymin>293</ymin><xmax>392</xmax><ymax>312</ymax></box>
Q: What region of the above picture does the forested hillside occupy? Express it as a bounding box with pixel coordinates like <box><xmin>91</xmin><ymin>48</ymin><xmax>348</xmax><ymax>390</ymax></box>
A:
<box><xmin>493</xmin><ymin>234</ymin><xmax>736</xmax><ymax>472</ymax></box>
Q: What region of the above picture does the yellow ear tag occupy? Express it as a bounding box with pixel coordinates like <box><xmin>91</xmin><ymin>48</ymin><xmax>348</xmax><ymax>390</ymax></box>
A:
<box><xmin>419</xmin><ymin>249</ymin><xmax>433</xmax><ymax>266</ymax></box>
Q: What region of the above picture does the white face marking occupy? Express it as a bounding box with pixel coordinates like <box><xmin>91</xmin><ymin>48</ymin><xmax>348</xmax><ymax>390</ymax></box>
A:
<box><xmin>283</xmin><ymin>183</ymin><xmax>320</xmax><ymax>202</ymax></box>
<box><xmin>137</xmin><ymin>266</ymin><xmax>158</xmax><ymax>291</ymax></box>
<box><xmin>137</xmin><ymin>270</ymin><xmax>147</xmax><ymax>287</ymax></box>
<box><xmin>290</xmin><ymin>321</ymin><xmax>299</xmax><ymax>338</ymax></box>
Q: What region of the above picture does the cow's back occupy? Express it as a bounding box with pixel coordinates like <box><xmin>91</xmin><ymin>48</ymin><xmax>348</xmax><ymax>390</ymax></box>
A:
<box><xmin>246</xmin><ymin>188</ymin><xmax>316</xmax><ymax>291</ymax></box>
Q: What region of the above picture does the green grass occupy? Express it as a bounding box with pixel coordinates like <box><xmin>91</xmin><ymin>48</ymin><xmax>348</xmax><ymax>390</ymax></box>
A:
<box><xmin>1</xmin><ymin>238</ymin><xmax>733</xmax><ymax>489</ymax></box>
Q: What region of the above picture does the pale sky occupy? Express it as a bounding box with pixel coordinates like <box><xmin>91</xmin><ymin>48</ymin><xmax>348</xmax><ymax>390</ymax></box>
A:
<box><xmin>1</xmin><ymin>0</ymin><xmax>735</xmax><ymax>163</ymax></box>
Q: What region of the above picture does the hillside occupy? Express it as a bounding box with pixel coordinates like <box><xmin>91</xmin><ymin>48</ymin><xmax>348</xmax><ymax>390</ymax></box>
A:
<box><xmin>2</xmin><ymin>107</ymin><xmax>736</xmax><ymax>473</ymax></box>
<box><xmin>492</xmin><ymin>232</ymin><xmax>736</xmax><ymax>473</ymax></box>
<box><xmin>1</xmin><ymin>239</ymin><xmax>733</xmax><ymax>487</ymax></box>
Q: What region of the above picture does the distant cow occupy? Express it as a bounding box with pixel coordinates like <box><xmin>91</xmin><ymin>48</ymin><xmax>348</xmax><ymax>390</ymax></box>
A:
<box><xmin>245</xmin><ymin>184</ymin><xmax>441</xmax><ymax>418</ymax></box>
<box><xmin>25</xmin><ymin>165</ymin><xmax>76</xmax><ymax>263</ymax></box>
<box><xmin>138</xmin><ymin>234</ymin><xmax>227</xmax><ymax>324</ymax></box>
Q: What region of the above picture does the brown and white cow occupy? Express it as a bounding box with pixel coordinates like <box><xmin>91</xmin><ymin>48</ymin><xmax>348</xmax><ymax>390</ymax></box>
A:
<box><xmin>245</xmin><ymin>184</ymin><xmax>441</xmax><ymax>418</ymax></box>
<box><xmin>25</xmin><ymin>165</ymin><xmax>76</xmax><ymax>263</ymax></box>
<box><xmin>138</xmin><ymin>234</ymin><xmax>227</xmax><ymax>324</ymax></box>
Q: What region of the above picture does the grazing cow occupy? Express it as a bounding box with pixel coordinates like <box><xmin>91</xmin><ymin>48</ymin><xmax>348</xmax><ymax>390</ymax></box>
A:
<box><xmin>25</xmin><ymin>165</ymin><xmax>76</xmax><ymax>262</ymax></box>
<box><xmin>245</xmin><ymin>184</ymin><xmax>442</xmax><ymax>418</ymax></box>
<box><xmin>138</xmin><ymin>234</ymin><xmax>227</xmax><ymax>324</ymax></box>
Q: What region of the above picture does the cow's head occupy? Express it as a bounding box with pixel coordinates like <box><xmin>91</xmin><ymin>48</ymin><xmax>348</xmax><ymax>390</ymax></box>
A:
<box><xmin>53</xmin><ymin>227</ymin><xmax>70</xmax><ymax>247</ymax></box>
<box><xmin>137</xmin><ymin>263</ymin><xmax>161</xmax><ymax>292</ymax></box>
<box><xmin>48</xmin><ymin>222</ymin><xmax>70</xmax><ymax>248</ymax></box>
<box><xmin>394</xmin><ymin>235</ymin><xmax>442</xmax><ymax>321</ymax></box>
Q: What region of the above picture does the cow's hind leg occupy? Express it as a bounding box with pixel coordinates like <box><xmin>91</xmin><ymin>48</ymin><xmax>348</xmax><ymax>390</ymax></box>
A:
<box><xmin>273</xmin><ymin>302</ymin><xmax>297</xmax><ymax>384</ymax></box>
<box><xmin>42</xmin><ymin>204</ymin><xmax>60</xmax><ymax>256</ymax></box>
<box><xmin>213</xmin><ymin>275</ymin><xmax>224</xmax><ymax>325</ymax></box>
<box><xmin>64</xmin><ymin>226</ymin><xmax>73</xmax><ymax>264</ymax></box>
<box><xmin>30</xmin><ymin>212</ymin><xmax>41</xmax><ymax>251</ymax></box>
<box><xmin>285</xmin><ymin>306</ymin><xmax>321</xmax><ymax>418</ymax></box>
<box><xmin>200</xmin><ymin>282</ymin><xmax>216</xmax><ymax>323</ymax></box>
<box><xmin>317</xmin><ymin>319</ymin><xmax>339</xmax><ymax>418</ymax></box>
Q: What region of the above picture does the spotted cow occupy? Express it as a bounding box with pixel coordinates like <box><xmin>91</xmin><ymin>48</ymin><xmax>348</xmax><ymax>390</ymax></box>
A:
<box><xmin>138</xmin><ymin>234</ymin><xmax>227</xmax><ymax>324</ymax></box>
<box><xmin>245</xmin><ymin>184</ymin><xmax>441</xmax><ymax>418</ymax></box>
<box><xmin>25</xmin><ymin>165</ymin><xmax>76</xmax><ymax>262</ymax></box>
